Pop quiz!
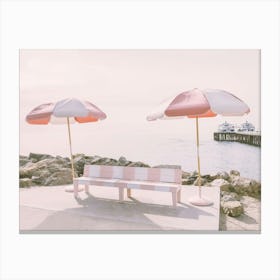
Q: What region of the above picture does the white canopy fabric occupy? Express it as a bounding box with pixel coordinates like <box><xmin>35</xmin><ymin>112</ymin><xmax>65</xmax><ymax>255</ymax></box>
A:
<box><xmin>147</xmin><ymin>88</ymin><xmax>250</xmax><ymax>121</ymax></box>
<box><xmin>26</xmin><ymin>98</ymin><xmax>107</xmax><ymax>125</ymax></box>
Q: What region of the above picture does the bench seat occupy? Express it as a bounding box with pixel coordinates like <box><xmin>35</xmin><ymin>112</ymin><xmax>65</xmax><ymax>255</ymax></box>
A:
<box><xmin>75</xmin><ymin>177</ymin><xmax>120</xmax><ymax>187</ymax></box>
<box><xmin>117</xmin><ymin>179</ymin><xmax>180</xmax><ymax>191</ymax></box>
<box><xmin>74</xmin><ymin>165</ymin><xmax>182</xmax><ymax>207</ymax></box>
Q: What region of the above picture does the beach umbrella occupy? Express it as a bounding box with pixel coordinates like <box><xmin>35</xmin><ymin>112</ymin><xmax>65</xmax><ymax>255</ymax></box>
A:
<box><xmin>147</xmin><ymin>88</ymin><xmax>250</xmax><ymax>206</ymax></box>
<box><xmin>26</xmin><ymin>98</ymin><xmax>107</xmax><ymax>191</ymax></box>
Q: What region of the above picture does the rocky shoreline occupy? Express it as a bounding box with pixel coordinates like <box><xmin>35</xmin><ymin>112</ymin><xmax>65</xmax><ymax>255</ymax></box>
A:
<box><xmin>19</xmin><ymin>153</ymin><xmax>261</xmax><ymax>230</ymax></box>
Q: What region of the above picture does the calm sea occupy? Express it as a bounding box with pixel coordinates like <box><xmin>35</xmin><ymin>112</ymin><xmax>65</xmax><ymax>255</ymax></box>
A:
<box><xmin>21</xmin><ymin>123</ymin><xmax>261</xmax><ymax>181</ymax></box>
<box><xmin>114</xmin><ymin>137</ymin><xmax>261</xmax><ymax>181</ymax></box>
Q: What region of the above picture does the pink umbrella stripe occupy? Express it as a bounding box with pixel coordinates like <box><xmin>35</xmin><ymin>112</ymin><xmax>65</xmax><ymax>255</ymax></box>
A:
<box><xmin>26</xmin><ymin>98</ymin><xmax>107</xmax><ymax>124</ymax></box>
<box><xmin>165</xmin><ymin>90</ymin><xmax>212</xmax><ymax>117</ymax></box>
<box><xmin>26</xmin><ymin>103</ymin><xmax>55</xmax><ymax>124</ymax></box>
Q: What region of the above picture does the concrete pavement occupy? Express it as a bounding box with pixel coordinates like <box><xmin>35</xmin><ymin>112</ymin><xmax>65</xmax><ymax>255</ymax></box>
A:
<box><xmin>20</xmin><ymin>185</ymin><xmax>220</xmax><ymax>232</ymax></box>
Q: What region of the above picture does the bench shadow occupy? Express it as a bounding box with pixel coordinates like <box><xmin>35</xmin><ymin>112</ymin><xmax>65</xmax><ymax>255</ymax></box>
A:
<box><xmin>21</xmin><ymin>192</ymin><xmax>217</xmax><ymax>232</ymax></box>
<box><xmin>72</xmin><ymin>192</ymin><xmax>214</xmax><ymax>221</ymax></box>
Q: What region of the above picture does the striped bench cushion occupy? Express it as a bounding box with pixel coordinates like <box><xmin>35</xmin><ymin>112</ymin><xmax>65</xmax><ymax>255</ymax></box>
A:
<box><xmin>83</xmin><ymin>165</ymin><xmax>182</xmax><ymax>184</ymax></box>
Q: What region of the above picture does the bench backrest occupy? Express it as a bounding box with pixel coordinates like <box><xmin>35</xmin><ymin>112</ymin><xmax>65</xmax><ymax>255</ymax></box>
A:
<box><xmin>83</xmin><ymin>165</ymin><xmax>182</xmax><ymax>184</ymax></box>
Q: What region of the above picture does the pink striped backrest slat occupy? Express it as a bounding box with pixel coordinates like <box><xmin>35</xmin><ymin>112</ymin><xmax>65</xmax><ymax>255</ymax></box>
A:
<box><xmin>83</xmin><ymin>165</ymin><xmax>182</xmax><ymax>184</ymax></box>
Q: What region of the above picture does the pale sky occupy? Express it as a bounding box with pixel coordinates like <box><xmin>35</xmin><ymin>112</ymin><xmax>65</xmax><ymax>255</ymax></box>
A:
<box><xmin>20</xmin><ymin>49</ymin><xmax>260</xmax><ymax>158</ymax></box>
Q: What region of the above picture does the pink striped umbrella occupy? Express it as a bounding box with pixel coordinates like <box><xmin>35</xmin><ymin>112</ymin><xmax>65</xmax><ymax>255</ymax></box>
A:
<box><xmin>26</xmin><ymin>98</ymin><xmax>106</xmax><ymax>190</ymax></box>
<box><xmin>147</xmin><ymin>88</ymin><xmax>250</xmax><ymax>206</ymax></box>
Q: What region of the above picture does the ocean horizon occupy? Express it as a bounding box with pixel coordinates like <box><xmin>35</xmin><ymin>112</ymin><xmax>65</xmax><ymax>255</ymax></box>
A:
<box><xmin>20</xmin><ymin>132</ymin><xmax>261</xmax><ymax>181</ymax></box>
<box><xmin>19</xmin><ymin>50</ymin><xmax>261</xmax><ymax>182</ymax></box>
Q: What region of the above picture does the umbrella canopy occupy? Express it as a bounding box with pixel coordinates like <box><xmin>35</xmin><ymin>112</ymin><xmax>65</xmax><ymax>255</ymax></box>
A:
<box><xmin>147</xmin><ymin>88</ymin><xmax>249</xmax><ymax>120</ymax></box>
<box><xmin>26</xmin><ymin>98</ymin><xmax>106</xmax><ymax>191</ymax></box>
<box><xmin>26</xmin><ymin>98</ymin><xmax>106</xmax><ymax>124</ymax></box>
<box><xmin>147</xmin><ymin>88</ymin><xmax>250</xmax><ymax>206</ymax></box>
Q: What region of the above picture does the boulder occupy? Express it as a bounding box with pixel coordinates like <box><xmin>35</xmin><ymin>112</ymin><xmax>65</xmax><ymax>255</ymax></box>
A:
<box><xmin>128</xmin><ymin>161</ymin><xmax>150</xmax><ymax>168</ymax></box>
<box><xmin>209</xmin><ymin>179</ymin><xmax>232</xmax><ymax>192</ymax></box>
<box><xmin>230</xmin><ymin>170</ymin><xmax>240</xmax><ymax>176</ymax></box>
<box><xmin>94</xmin><ymin>157</ymin><xmax>118</xmax><ymax>166</ymax></box>
<box><xmin>118</xmin><ymin>156</ymin><xmax>130</xmax><ymax>166</ymax></box>
<box><xmin>73</xmin><ymin>154</ymin><xmax>86</xmax><ymax>176</ymax></box>
<box><xmin>182</xmin><ymin>175</ymin><xmax>197</xmax><ymax>185</ymax></box>
<box><xmin>29</xmin><ymin>152</ymin><xmax>52</xmax><ymax>162</ymax></box>
<box><xmin>209</xmin><ymin>173</ymin><xmax>218</xmax><ymax>181</ymax></box>
<box><xmin>216</xmin><ymin>171</ymin><xmax>230</xmax><ymax>181</ymax></box>
<box><xmin>88</xmin><ymin>155</ymin><xmax>102</xmax><ymax>164</ymax></box>
<box><xmin>194</xmin><ymin>177</ymin><xmax>207</xmax><ymax>186</ymax></box>
<box><xmin>19</xmin><ymin>157</ymin><xmax>70</xmax><ymax>180</ymax></box>
<box><xmin>44</xmin><ymin>168</ymin><xmax>73</xmax><ymax>186</ymax></box>
<box><xmin>182</xmin><ymin>171</ymin><xmax>191</xmax><ymax>179</ymax></box>
<box><xmin>201</xmin><ymin>174</ymin><xmax>215</xmax><ymax>182</ymax></box>
<box><xmin>221</xmin><ymin>192</ymin><xmax>240</xmax><ymax>202</ymax></box>
<box><xmin>31</xmin><ymin>174</ymin><xmax>47</xmax><ymax>185</ymax></box>
<box><xmin>19</xmin><ymin>178</ymin><xmax>34</xmax><ymax>188</ymax></box>
<box><xmin>231</xmin><ymin>177</ymin><xmax>261</xmax><ymax>198</ymax></box>
<box><xmin>221</xmin><ymin>200</ymin><xmax>244</xmax><ymax>217</ymax></box>
<box><xmin>19</xmin><ymin>156</ymin><xmax>30</xmax><ymax>167</ymax></box>
<box><xmin>56</xmin><ymin>155</ymin><xmax>70</xmax><ymax>162</ymax></box>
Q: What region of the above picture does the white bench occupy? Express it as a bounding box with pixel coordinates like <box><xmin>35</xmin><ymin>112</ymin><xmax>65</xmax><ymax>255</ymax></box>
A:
<box><xmin>73</xmin><ymin>165</ymin><xmax>182</xmax><ymax>207</ymax></box>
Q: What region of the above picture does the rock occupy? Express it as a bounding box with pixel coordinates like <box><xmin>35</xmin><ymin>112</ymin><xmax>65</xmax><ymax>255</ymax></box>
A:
<box><xmin>230</xmin><ymin>170</ymin><xmax>240</xmax><ymax>176</ymax></box>
<box><xmin>209</xmin><ymin>173</ymin><xmax>218</xmax><ymax>181</ymax></box>
<box><xmin>73</xmin><ymin>154</ymin><xmax>86</xmax><ymax>176</ymax></box>
<box><xmin>29</xmin><ymin>152</ymin><xmax>52</xmax><ymax>162</ymax></box>
<box><xmin>128</xmin><ymin>161</ymin><xmax>150</xmax><ymax>167</ymax></box>
<box><xmin>194</xmin><ymin>177</ymin><xmax>207</xmax><ymax>186</ymax></box>
<box><xmin>19</xmin><ymin>157</ymin><xmax>70</xmax><ymax>182</ymax></box>
<box><xmin>182</xmin><ymin>176</ymin><xmax>197</xmax><ymax>185</ymax></box>
<box><xmin>221</xmin><ymin>200</ymin><xmax>244</xmax><ymax>217</ymax></box>
<box><xmin>216</xmin><ymin>171</ymin><xmax>230</xmax><ymax>181</ymax></box>
<box><xmin>88</xmin><ymin>155</ymin><xmax>102</xmax><ymax>164</ymax></box>
<box><xmin>118</xmin><ymin>156</ymin><xmax>130</xmax><ymax>166</ymax></box>
<box><xmin>44</xmin><ymin>168</ymin><xmax>73</xmax><ymax>185</ymax></box>
<box><xmin>221</xmin><ymin>192</ymin><xmax>240</xmax><ymax>202</ymax></box>
<box><xmin>94</xmin><ymin>157</ymin><xmax>118</xmax><ymax>166</ymax></box>
<box><xmin>19</xmin><ymin>178</ymin><xmax>34</xmax><ymax>188</ymax></box>
<box><xmin>209</xmin><ymin>179</ymin><xmax>232</xmax><ymax>192</ymax></box>
<box><xmin>182</xmin><ymin>171</ymin><xmax>191</xmax><ymax>179</ymax></box>
<box><xmin>19</xmin><ymin>156</ymin><xmax>30</xmax><ymax>167</ymax></box>
<box><xmin>201</xmin><ymin>174</ymin><xmax>214</xmax><ymax>182</ymax></box>
<box><xmin>56</xmin><ymin>155</ymin><xmax>70</xmax><ymax>162</ymax></box>
<box><xmin>231</xmin><ymin>177</ymin><xmax>261</xmax><ymax>198</ymax></box>
<box><xmin>30</xmin><ymin>170</ymin><xmax>52</xmax><ymax>185</ymax></box>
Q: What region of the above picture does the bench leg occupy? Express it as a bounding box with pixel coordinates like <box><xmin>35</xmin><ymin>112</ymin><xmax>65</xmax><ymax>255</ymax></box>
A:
<box><xmin>127</xmin><ymin>188</ymin><xmax>131</xmax><ymax>197</ymax></box>
<box><xmin>74</xmin><ymin>181</ymin><xmax>79</xmax><ymax>197</ymax></box>
<box><xmin>84</xmin><ymin>184</ymin><xmax>89</xmax><ymax>193</ymax></box>
<box><xmin>119</xmin><ymin>187</ymin><xmax>124</xmax><ymax>202</ymax></box>
<box><xmin>172</xmin><ymin>191</ymin><xmax>177</xmax><ymax>207</ymax></box>
<box><xmin>177</xmin><ymin>189</ymin><xmax>181</xmax><ymax>203</ymax></box>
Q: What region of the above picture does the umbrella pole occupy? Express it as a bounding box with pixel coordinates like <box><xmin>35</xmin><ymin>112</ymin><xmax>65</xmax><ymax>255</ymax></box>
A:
<box><xmin>195</xmin><ymin>117</ymin><xmax>202</xmax><ymax>198</ymax></box>
<box><xmin>67</xmin><ymin>117</ymin><xmax>75</xmax><ymax>180</ymax></box>
<box><xmin>189</xmin><ymin>117</ymin><xmax>212</xmax><ymax>206</ymax></box>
